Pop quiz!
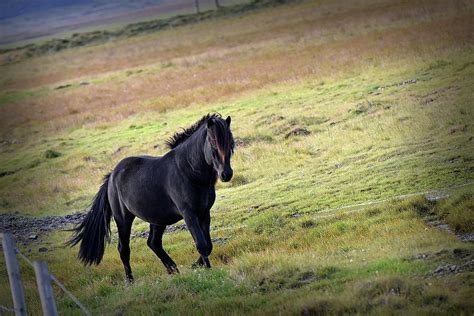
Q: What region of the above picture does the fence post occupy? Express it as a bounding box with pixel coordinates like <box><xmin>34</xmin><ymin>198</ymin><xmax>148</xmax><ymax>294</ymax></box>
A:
<box><xmin>1</xmin><ymin>233</ymin><xmax>27</xmax><ymax>316</ymax></box>
<box><xmin>33</xmin><ymin>261</ymin><xmax>58</xmax><ymax>316</ymax></box>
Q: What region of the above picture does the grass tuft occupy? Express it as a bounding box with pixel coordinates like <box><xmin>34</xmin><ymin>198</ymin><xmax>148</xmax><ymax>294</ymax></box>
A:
<box><xmin>434</xmin><ymin>190</ymin><xmax>474</xmax><ymax>233</ymax></box>
<box><xmin>44</xmin><ymin>149</ymin><xmax>62</xmax><ymax>159</ymax></box>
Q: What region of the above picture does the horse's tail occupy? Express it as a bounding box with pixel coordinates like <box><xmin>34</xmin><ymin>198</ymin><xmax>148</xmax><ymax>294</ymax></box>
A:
<box><xmin>67</xmin><ymin>173</ymin><xmax>112</xmax><ymax>265</ymax></box>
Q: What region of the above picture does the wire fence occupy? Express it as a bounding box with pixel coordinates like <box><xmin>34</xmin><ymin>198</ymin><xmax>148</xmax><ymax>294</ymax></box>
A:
<box><xmin>0</xmin><ymin>233</ymin><xmax>91</xmax><ymax>316</ymax></box>
<box><xmin>15</xmin><ymin>248</ymin><xmax>92</xmax><ymax>316</ymax></box>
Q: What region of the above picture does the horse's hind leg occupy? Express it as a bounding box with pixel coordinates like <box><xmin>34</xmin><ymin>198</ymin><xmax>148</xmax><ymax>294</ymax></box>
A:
<box><xmin>108</xmin><ymin>175</ymin><xmax>135</xmax><ymax>282</ymax></box>
<box><xmin>147</xmin><ymin>224</ymin><xmax>179</xmax><ymax>274</ymax></box>
<box><xmin>114</xmin><ymin>211</ymin><xmax>135</xmax><ymax>283</ymax></box>
<box><xmin>111</xmin><ymin>200</ymin><xmax>135</xmax><ymax>282</ymax></box>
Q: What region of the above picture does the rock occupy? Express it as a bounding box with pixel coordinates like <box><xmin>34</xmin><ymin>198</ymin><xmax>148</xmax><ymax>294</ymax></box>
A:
<box><xmin>398</xmin><ymin>79</ymin><xmax>417</xmax><ymax>85</ymax></box>
<box><xmin>130</xmin><ymin>223</ymin><xmax>188</xmax><ymax>239</ymax></box>
<box><xmin>413</xmin><ymin>253</ymin><xmax>429</xmax><ymax>260</ymax></box>
<box><xmin>0</xmin><ymin>212</ymin><xmax>87</xmax><ymax>244</ymax></box>
<box><xmin>166</xmin><ymin>224</ymin><xmax>187</xmax><ymax>233</ymax></box>
<box><xmin>211</xmin><ymin>237</ymin><xmax>228</xmax><ymax>245</ymax></box>
<box><xmin>284</xmin><ymin>127</ymin><xmax>311</xmax><ymax>139</ymax></box>
<box><xmin>38</xmin><ymin>247</ymin><xmax>48</xmax><ymax>252</ymax></box>
<box><xmin>133</xmin><ymin>231</ymin><xmax>149</xmax><ymax>239</ymax></box>
<box><xmin>430</xmin><ymin>261</ymin><xmax>474</xmax><ymax>277</ymax></box>
<box><xmin>458</xmin><ymin>232</ymin><xmax>474</xmax><ymax>242</ymax></box>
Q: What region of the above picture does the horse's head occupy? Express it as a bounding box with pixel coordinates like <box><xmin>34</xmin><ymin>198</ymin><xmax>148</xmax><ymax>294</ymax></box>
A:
<box><xmin>205</xmin><ymin>115</ymin><xmax>234</xmax><ymax>182</ymax></box>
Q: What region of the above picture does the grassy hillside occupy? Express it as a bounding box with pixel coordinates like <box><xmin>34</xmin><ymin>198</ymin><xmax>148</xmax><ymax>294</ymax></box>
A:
<box><xmin>0</xmin><ymin>0</ymin><xmax>473</xmax><ymax>314</ymax></box>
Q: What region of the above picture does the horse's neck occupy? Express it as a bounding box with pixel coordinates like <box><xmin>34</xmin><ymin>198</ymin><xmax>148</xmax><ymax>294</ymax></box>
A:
<box><xmin>176</xmin><ymin>128</ymin><xmax>216</xmax><ymax>183</ymax></box>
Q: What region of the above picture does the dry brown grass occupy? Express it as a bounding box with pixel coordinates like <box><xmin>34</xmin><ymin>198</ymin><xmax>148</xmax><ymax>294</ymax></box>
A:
<box><xmin>2</xmin><ymin>0</ymin><xmax>471</xmax><ymax>90</ymax></box>
<box><xmin>1</xmin><ymin>0</ymin><xmax>472</xmax><ymax>142</ymax></box>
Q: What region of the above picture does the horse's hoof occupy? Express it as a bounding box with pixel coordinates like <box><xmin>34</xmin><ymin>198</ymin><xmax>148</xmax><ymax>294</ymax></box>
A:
<box><xmin>125</xmin><ymin>277</ymin><xmax>134</xmax><ymax>285</ymax></box>
<box><xmin>192</xmin><ymin>256</ymin><xmax>211</xmax><ymax>269</ymax></box>
<box><xmin>168</xmin><ymin>268</ymin><xmax>179</xmax><ymax>275</ymax></box>
<box><xmin>192</xmin><ymin>262</ymin><xmax>211</xmax><ymax>270</ymax></box>
<box><xmin>167</xmin><ymin>264</ymin><xmax>180</xmax><ymax>275</ymax></box>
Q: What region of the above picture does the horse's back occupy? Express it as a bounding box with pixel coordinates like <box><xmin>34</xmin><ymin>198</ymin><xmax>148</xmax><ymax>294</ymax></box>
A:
<box><xmin>111</xmin><ymin>154</ymin><xmax>172</xmax><ymax>193</ymax></box>
<box><xmin>109</xmin><ymin>154</ymin><xmax>181</xmax><ymax>224</ymax></box>
<box><xmin>113</xmin><ymin>155</ymin><xmax>163</xmax><ymax>177</ymax></box>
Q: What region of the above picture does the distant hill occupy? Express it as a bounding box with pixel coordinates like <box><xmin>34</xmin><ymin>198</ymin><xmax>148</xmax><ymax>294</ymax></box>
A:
<box><xmin>0</xmin><ymin>0</ymin><xmax>239</xmax><ymax>46</ymax></box>
<box><xmin>0</xmin><ymin>0</ymin><xmax>98</xmax><ymax>20</ymax></box>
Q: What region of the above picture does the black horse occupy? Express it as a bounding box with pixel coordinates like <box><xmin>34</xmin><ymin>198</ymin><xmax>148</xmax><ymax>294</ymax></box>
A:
<box><xmin>68</xmin><ymin>114</ymin><xmax>234</xmax><ymax>282</ymax></box>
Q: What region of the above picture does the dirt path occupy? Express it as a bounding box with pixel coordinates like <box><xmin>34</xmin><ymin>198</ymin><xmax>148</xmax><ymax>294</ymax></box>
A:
<box><xmin>1</xmin><ymin>182</ymin><xmax>472</xmax><ymax>246</ymax></box>
<box><xmin>0</xmin><ymin>212</ymin><xmax>190</xmax><ymax>245</ymax></box>
<box><xmin>0</xmin><ymin>213</ymin><xmax>86</xmax><ymax>245</ymax></box>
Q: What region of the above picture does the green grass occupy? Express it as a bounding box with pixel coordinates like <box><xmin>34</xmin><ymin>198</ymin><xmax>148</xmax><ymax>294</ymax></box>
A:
<box><xmin>1</xmin><ymin>0</ymin><xmax>473</xmax><ymax>314</ymax></box>
<box><xmin>1</xmin><ymin>193</ymin><xmax>473</xmax><ymax>314</ymax></box>
<box><xmin>0</xmin><ymin>87</ymin><xmax>50</xmax><ymax>106</ymax></box>
<box><xmin>1</xmin><ymin>52</ymin><xmax>472</xmax><ymax>216</ymax></box>
<box><xmin>434</xmin><ymin>189</ymin><xmax>474</xmax><ymax>233</ymax></box>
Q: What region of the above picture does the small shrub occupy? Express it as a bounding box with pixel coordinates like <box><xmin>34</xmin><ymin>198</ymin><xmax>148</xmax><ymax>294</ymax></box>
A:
<box><xmin>393</xmin><ymin>196</ymin><xmax>433</xmax><ymax>216</ymax></box>
<box><xmin>44</xmin><ymin>149</ymin><xmax>62</xmax><ymax>159</ymax></box>
<box><xmin>300</xmin><ymin>220</ymin><xmax>316</xmax><ymax>228</ymax></box>
<box><xmin>301</xmin><ymin>298</ymin><xmax>347</xmax><ymax>316</ymax></box>
<box><xmin>336</xmin><ymin>222</ymin><xmax>349</xmax><ymax>233</ymax></box>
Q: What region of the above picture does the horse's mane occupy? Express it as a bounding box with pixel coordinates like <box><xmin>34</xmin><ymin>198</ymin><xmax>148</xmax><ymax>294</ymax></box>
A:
<box><xmin>166</xmin><ymin>113</ymin><xmax>222</xmax><ymax>149</ymax></box>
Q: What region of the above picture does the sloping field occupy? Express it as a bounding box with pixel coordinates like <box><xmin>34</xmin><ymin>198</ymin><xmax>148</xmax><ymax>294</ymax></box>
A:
<box><xmin>0</xmin><ymin>0</ymin><xmax>473</xmax><ymax>314</ymax></box>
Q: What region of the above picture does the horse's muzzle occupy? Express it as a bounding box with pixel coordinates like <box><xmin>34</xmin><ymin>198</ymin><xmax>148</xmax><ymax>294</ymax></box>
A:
<box><xmin>220</xmin><ymin>169</ymin><xmax>233</xmax><ymax>182</ymax></box>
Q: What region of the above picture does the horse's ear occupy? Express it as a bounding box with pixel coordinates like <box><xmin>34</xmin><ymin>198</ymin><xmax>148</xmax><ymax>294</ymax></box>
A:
<box><xmin>225</xmin><ymin>116</ymin><xmax>231</xmax><ymax>127</ymax></box>
<box><xmin>207</xmin><ymin>118</ymin><xmax>214</xmax><ymax>128</ymax></box>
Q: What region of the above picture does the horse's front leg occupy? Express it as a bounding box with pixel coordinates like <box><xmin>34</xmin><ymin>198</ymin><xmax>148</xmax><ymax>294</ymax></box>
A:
<box><xmin>193</xmin><ymin>215</ymin><xmax>212</xmax><ymax>269</ymax></box>
<box><xmin>183</xmin><ymin>213</ymin><xmax>212</xmax><ymax>268</ymax></box>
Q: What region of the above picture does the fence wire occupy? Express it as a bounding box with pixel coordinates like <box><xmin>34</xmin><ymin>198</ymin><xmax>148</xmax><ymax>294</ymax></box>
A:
<box><xmin>14</xmin><ymin>247</ymin><xmax>92</xmax><ymax>316</ymax></box>
<box><xmin>0</xmin><ymin>304</ymin><xmax>15</xmax><ymax>314</ymax></box>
